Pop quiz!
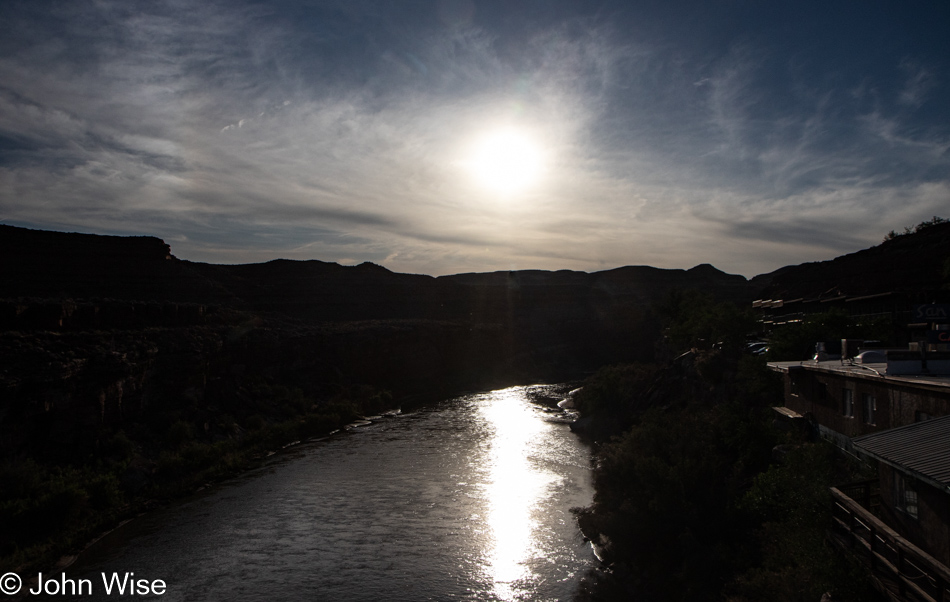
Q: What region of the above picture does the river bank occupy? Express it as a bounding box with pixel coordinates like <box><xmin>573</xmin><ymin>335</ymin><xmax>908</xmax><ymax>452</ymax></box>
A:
<box><xmin>1</xmin><ymin>388</ymin><xmax>399</xmax><ymax>575</ymax></box>
<box><xmin>14</xmin><ymin>385</ymin><xmax>594</xmax><ymax>602</ymax></box>
<box><xmin>0</xmin><ymin>305</ymin><xmax>567</xmax><ymax>575</ymax></box>
<box><xmin>2</xmin><ymin>370</ymin><xmax>585</xmax><ymax>580</ymax></box>
<box><xmin>9</xmin><ymin>406</ymin><xmax>405</xmax><ymax>600</ymax></box>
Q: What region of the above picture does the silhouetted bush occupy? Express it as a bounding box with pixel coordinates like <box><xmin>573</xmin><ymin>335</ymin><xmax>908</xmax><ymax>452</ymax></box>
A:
<box><xmin>733</xmin><ymin>443</ymin><xmax>881</xmax><ymax>601</ymax></box>
<box><xmin>657</xmin><ymin>290</ymin><xmax>758</xmax><ymax>354</ymax></box>
<box><xmin>0</xmin><ymin>461</ymin><xmax>127</xmax><ymax>567</ymax></box>
<box><xmin>165</xmin><ymin>420</ymin><xmax>196</xmax><ymax>449</ymax></box>
<box><xmin>102</xmin><ymin>430</ymin><xmax>135</xmax><ymax>464</ymax></box>
<box><xmin>573</xmin><ymin>363</ymin><xmax>658</xmax><ymax>417</ymax></box>
<box><xmin>579</xmin><ymin>398</ymin><xmax>777</xmax><ymax>601</ymax></box>
<box><xmin>573</xmin><ymin>313</ymin><xmax>879</xmax><ymax>601</ymax></box>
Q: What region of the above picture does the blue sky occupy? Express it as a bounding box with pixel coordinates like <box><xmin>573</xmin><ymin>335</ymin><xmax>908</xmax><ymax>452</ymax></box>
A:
<box><xmin>1</xmin><ymin>0</ymin><xmax>948</xmax><ymax>276</ymax></box>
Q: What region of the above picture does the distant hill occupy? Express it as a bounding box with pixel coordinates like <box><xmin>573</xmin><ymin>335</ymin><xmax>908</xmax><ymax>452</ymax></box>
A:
<box><xmin>3</xmin><ymin>222</ymin><xmax>948</xmax><ymax>324</ymax></box>
<box><xmin>0</xmin><ymin>224</ymin><xmax>757</xmax><ymax>328</ymax></box>
<box><xmin>750</xmin><ymin>221</ymin><xmax>950</xmax><ymax>301</ymax></box>
<box><xmin>0</xmin><ymin>224</ymin><xmax>770</xmax><ymax>378</ymax></box>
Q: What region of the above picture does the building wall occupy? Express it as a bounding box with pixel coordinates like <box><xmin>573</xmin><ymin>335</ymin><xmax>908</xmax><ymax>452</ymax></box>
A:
<box><xmin>783</xmin><ymin>368</ymin><xmax>950</xmax><ymax>437</ymax></box>
<box><xmin>878</xmin><ymin>464</ymin><xmax>950</xmax><ymax>566</ymax></box>
<box><xmin>779</xmin><ymin>365</ymin><xmax>950</xmax><ymax>567</ymax></box>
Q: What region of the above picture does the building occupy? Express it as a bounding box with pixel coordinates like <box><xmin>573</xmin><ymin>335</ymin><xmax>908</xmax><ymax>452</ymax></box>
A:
<box><xmin>853</xmin><ymin>416</ymin><xmax>950</xmax><ymax>567</ymax></box>
<box><xmin>769</xmin><ymin>354</ymin><xmax>950</xmax><ymax>443</ymax></box>
<box><xmin>754</xmin><ymin>293</ymin><xmax>950</xmax><ymax>351</ymax></box>
<box><xmin>770</xmin><ymin>347</ymin><xmax>950</xmax><ymax>600</ymax></box>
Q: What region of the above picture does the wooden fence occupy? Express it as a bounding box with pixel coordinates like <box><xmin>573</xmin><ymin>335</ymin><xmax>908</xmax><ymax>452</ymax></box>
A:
<box><xmin>831</xmin><ymin>487</ymin><xmax>950</xmax><ymax>602</ymax></box>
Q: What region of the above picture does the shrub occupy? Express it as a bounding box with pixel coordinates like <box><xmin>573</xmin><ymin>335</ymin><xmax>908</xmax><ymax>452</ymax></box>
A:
<box><xmin>733</xmin><ymin>443</ymin><xmax>881</xmax><ymax>601</ymax></box>
<box><xmin>573</xmin><ymin>363</ymin><xmax>658</xmax><ymax>417</ymax></box>
<box><xmin>166</xmin><ymin>420</ymin><xmax>196</xmax><ymax>449</ymax></box>
<box><xmin>584</xmin><ymin>401</ymin><xmax>777</xmax><ymax>600</ymax></box>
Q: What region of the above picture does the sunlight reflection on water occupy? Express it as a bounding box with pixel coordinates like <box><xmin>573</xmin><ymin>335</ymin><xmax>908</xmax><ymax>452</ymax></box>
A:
<box><xmin>481</xmin><ymin>388</ymin><xmax>562</xmax><ymax>601</ymax></box>
<box><xmin>53</xmin><ymin>384</ymin><xmax>592</xmax><ymax>602</ymax></box>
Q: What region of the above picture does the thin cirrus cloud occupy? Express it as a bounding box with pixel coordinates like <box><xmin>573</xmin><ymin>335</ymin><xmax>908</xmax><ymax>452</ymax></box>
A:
<box><xmin>0</xmin><ymin>0</ymin><xmax>948</xmax><ymax>277</ymax></box>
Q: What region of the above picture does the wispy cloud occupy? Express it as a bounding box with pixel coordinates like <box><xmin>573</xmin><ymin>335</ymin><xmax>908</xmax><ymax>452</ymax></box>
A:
<box><xmin>898</xmin><ymin>59</ymin><xmax>935</xmax><ymax>108</ymax></box>
<box><xmin>1</xmin><ymin>0</ymin><xmax>948</xmax><ymax>276</ymax></box>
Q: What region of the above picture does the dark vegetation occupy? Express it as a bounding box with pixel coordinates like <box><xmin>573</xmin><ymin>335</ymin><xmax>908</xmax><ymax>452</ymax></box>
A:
<box><xmin>569</xmin><ymin>221</ymin><xmax>950</xmax><ymax>600</ymax></box>
<box><xmin>0</xmin><ymin>320</ymin><xmax>402</xmax><ymax>571</ymax></box>
<box><xmin>883</xmin><ymin>215</ymin><xmax>947</xmax><ymax>242</ymax></box>
<box><xmin>572</xmin><ymin>294</ymin><xmax>883</xmax><ymax>601</ymax></box>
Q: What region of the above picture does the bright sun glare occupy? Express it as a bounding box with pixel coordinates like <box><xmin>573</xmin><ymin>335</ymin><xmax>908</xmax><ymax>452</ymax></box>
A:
<box><xmin>467</xmin><ymin>128</ymin><xmax>544</xmax><ymax>195</ymax></box>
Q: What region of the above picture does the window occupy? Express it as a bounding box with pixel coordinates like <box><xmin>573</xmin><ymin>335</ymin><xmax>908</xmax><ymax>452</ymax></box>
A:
<box><xmin>788</xmin><ymin>366</ymin><xmax>804</xmax><ymax>397</ymax></box>
<box><xmin>898</xmin><ymin>476</ymin><xmax>918</xmax><ymax>519</ymax></box>
<box><xmin>863</xmin><ymin>393</ymin><xmax>876</xmax><ymax>425</ymax></box>
<box><xmin>842</xmin><ymin>389</ymin><xmax>854</xmax><ymax>417</ymax></box>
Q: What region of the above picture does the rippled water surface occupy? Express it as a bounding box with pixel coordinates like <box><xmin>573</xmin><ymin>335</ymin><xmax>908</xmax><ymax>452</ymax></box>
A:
<box><xmin>54</xmin><ymin>385</ymin><xmax>594</xmax><ymax>601</ymax></box>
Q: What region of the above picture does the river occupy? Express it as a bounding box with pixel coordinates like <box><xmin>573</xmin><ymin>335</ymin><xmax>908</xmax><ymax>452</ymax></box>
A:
<box><xmin>37</xmin><ymin>384</ymin><xmax>595</xmax><ymax>601</ymax></box>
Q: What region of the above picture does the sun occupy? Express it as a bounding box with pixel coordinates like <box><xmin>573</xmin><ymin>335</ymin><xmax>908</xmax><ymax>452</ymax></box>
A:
<box><xmin>466</xmin><ymin>128</ymin><xmax>544</xmax><ymax>195</ymax></box>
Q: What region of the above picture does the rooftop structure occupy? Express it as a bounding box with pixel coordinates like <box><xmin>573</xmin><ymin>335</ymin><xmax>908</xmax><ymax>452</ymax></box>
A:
<box><xmin>850</xmin><ymin>416</ymin><xmax>950</xmax><ymax>570</ymax></box>
<box><xmin>768</xmin><ymin>356</ymin><xmax>950</xmax><ymax>441</ymax></box>
<box><xmin>855</xmin><ymin>414</ymin><xmax>950</xmax><ymax>495</ymax></box>
<box><xmin>770</xmin><ymin>358</ymin><xmax>950</xmax><ymax>392</ymax></box>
